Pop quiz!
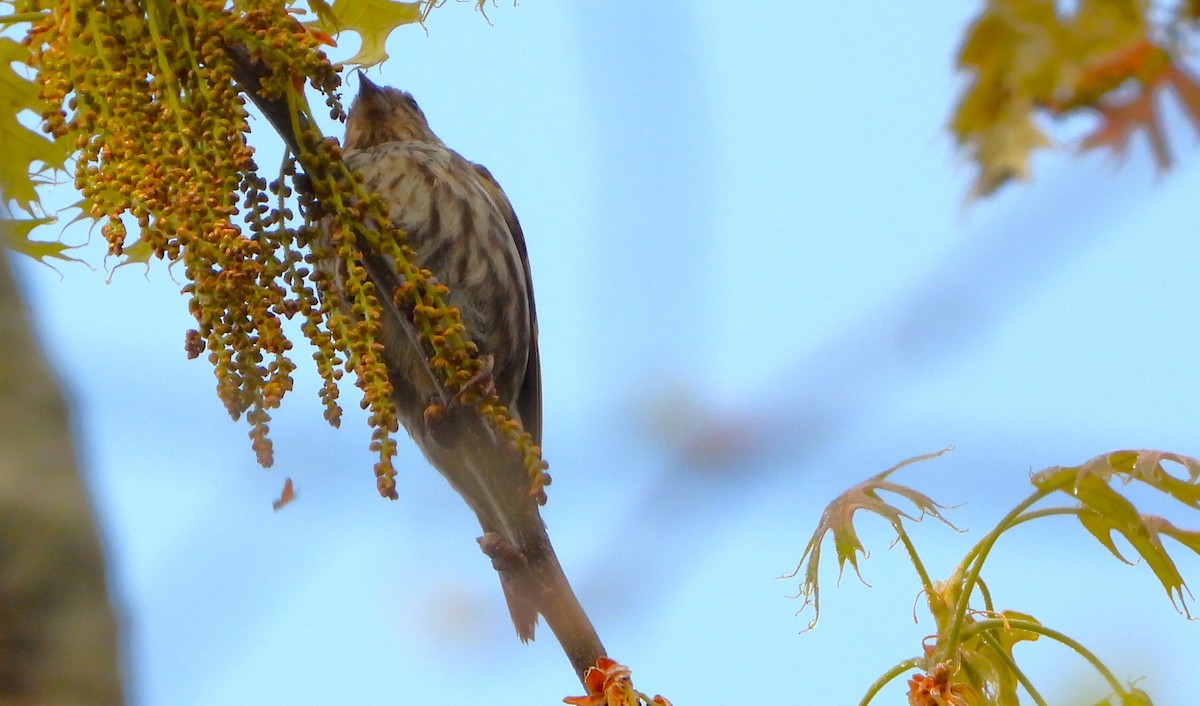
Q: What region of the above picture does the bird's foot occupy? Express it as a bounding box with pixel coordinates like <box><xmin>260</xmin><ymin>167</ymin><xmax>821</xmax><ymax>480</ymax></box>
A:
<box><xmin>451</xmin><ymin>353</ymin><xmax>497</xmax><ymax>406</ymax></box>
<box><xmin>477</xmin><ymin>532</ymin><xmax>528</xmax><ymax>572</ymax></box>
<box><xmin>480</xmin><ymin>533</ymin><xmax>540</xmax><ymax>642</ymax></box>
<box><xmin>422</xmin><ymin>354</ymin><xmax>496</xmax><ymax>448</ymax></box>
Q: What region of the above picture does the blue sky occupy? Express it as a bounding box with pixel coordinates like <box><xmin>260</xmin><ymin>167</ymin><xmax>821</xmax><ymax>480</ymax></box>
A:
<box><xmin>10</xmin><ymin>2</ymin><xmax>1200</xmax><ymax>704</ymax></box>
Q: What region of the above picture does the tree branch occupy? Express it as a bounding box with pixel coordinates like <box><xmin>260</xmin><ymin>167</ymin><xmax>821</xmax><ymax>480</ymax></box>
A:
<box><xmin>224</xmin><ymin>43</ymin><xmax>307</xmax><ymax>156</ymax></box>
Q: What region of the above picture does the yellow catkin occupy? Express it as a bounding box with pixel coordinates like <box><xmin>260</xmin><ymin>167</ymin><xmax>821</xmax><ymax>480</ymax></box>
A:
<box><xmin>23</xmin><ymin>0</ymin><xmax>548</xmax><ymax>501</ymax></box>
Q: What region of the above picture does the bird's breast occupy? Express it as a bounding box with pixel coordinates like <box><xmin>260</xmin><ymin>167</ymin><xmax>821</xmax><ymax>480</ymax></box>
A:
<box><xmin>343</xmin><ymin>141</ymin><xmax>531</xmax><ymax>404</ymax></box>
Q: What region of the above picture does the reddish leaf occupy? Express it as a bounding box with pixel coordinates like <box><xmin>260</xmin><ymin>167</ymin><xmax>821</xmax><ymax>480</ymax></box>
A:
<box><xmin>784</xmin><ymin>448</ymin><xmax>957</xmax><ymax>630</ymax></box>
<box><xmin>1164</xmin><ymin>64</ymin><xmax>1200</xmax><ymax>138</ymax></box>
<box><xmin>272</xmin><ymin>477</ymin><xmax>297</xmax><ymax>511</ymax></box>
<box><xmin>563</xmin><ymin>658</ymin><xmax>665</xmax><ymax>706</ymax></box>
<box><xmin>1078</xmin><ymin>89</ymin><xmax>1170</xmax><ymax>170</ymax></box>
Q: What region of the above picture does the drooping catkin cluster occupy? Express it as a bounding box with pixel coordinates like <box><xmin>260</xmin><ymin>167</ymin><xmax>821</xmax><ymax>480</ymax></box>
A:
<box><xmin>24</xmin><ymin>0</ymin><xmax>338</xmax><ymax>469</ymax></box>
<box><xmin>298</xmin><ymin>132</ymin><xmax>550</xmax><ymax>501</ymax></box>
<box><xmin>18</xmin><ymin>0</ymin><xmax>549</xmax><ymax>501</ymax></box>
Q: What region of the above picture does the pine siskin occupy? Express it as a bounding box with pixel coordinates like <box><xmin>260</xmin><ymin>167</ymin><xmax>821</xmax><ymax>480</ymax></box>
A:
<box><xmin>318</xmin><ymin>75</ymin><xmax>602</xmax><ymax>675</ymax></box>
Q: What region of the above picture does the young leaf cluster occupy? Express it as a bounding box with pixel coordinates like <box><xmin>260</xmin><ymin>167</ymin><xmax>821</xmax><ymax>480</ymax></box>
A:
<box><xmin>792</xmin><ymin>448</ymin><xmax>1200</xmax><ymax>706</ymax></box>
<box><xmin>954</xmin><ymin>0</ymin><xmax>1200</xmax><ymax>197</ymax></box>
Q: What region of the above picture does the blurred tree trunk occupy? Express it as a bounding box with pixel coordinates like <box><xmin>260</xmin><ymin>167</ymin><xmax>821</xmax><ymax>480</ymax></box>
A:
<box><xmin>0</xmin><ymin>249</ymin><xmax>125</xmax><ymax>705</ymax></box>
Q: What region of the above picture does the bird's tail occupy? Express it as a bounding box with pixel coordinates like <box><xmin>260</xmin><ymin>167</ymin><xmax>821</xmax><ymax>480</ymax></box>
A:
<box><xmin>482</xmin><ymin>528</ymin><xmax>607</xmax><ymax>679</ymax></box>
<box><xmin>499</xmin><ymin>571</ymin><xmax>539</xmax><ymax>642</ymax></box>
<box><xmin>417</xmin><ymin>413</ymin><xmax>606</xmax><ymax>679</ymax></box>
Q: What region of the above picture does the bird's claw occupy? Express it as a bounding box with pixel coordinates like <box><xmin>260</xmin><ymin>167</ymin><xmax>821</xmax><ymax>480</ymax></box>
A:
<box><xmin>422</xmin><ymin>354</ymin><xmax>497</xmax><ymax>448</ymax></box>
<box><xmin>451</xmin><ymin>353</ymin><xmax>497</xmax><ymax>406</ymax></box>
<box><xmin>477</xmin><ymin>532</ymin><xmax>528</xmax><ymax>572</ymax></box>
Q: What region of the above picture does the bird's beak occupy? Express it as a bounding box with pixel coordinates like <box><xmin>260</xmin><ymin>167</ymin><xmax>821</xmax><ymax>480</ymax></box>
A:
<box><xmin>357</xmin><ymin>71</ymin><xmax>382</xmax><ymax>99</ymax></box>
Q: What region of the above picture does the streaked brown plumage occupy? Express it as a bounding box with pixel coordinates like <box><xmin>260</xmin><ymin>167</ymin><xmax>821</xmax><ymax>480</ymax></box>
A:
<box><xmin>321</xmin><ymin>75</ymin><xmax>602</xmax><ymax>675</ymax></box>
<box><xmin>341</xmin><ymin>78</ymin><xmax>539</xmax><ymax>450</ymax></box>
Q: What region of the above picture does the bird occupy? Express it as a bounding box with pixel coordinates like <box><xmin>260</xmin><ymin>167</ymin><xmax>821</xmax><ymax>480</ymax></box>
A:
<box><xmin>317</xmin><ymin>74</ymin><xmax>603</xmax><ymax>678</ymax></box>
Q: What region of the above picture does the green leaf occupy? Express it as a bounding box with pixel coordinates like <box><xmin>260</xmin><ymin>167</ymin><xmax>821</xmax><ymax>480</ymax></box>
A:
<box><xmin>966</xmin><ymin>106</ymin><xmax>1052</xmax><ymax>198</ymax></box>
<box><xmin>0</xmin><ymin>38</ymin><xmax>70</xmax><ymax>214</ymax></box>
<box><xmin>1034</xmin><ymin>451</ymin><xmax>1200</xmax><ymax>616</ymax></box>
<box><xmin>958</xmin><ymin>610</ymin><xmax>1041</xmax><ymax>706</ymax></box>
<box><xmin>990</xmin><ymin>610</ymin><xmax>1041</xmax><ymax>652</ymax></box>
<box><xmin>105</xmin><ymin>236</ymin><xmax>156</xmax><ymax>281</ymax></box>
<box><xmin>2</xmin><ymin>216</ymin><xmax>82</xmax><ymax>265</ymax></box>
<box><xmin>308</xmin><ymin>0</ymin><xmax>423</xmax><ymax>67</ymax></box>
<box><xmin>1037</xmin><ymin>450</ymin><xmax>1200</xmax><ymax>508</ymax></box>
<box><xmin>951</xmin><ymin>0</ymin><xmax>1175</xmax><ymax>197</ymax></box>
<box><xmin>1148</xmin><ymin>515</ymin><xmax>1200</xmax><ymax>556</ymax></box>
<box><xmin>1071</xmin><ymin>0</ymin><xmax>1146</xmax><ymax>66</ymax></box>
<box><xmin>1118</xmin><ymin>686</ymin><xmax>1156</xmax><ymax>701</ymax></box>
<box><xmin>1121</xmin><ymin>450</ymin><xmax>1200</xmax><ymax>509</ymax></box>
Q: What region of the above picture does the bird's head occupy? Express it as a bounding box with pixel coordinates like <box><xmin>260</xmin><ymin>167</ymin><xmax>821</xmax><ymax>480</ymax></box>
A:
<box><xmin>343</xmin><ymin>73</ymin><xmax>440</xmax><ymax>150</ymax></box>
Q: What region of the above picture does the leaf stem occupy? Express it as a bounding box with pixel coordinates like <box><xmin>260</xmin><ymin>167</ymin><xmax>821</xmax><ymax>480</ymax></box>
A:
<box><xmin>966</xmin><ymin>618</ymin><xmax>1127</xmax><ymax>696</ymax></box>
<box><xmin>892</xmin><ymin>520</ymin><xmax>935</xmax><ymax>603</ymax></box>
<box><xmin>943</xmin><ymin>489</ymin><xmax>1049</xmax><ymax>656</ymax></box>
<box><xmin>976</xmin><ymin>630</ymin><xmax>1048</xmax><ymax>706</ymax></box>
<box><xmin>1007</xmin><ymin>505</ymin><xmax>1080</xmax><ymax>530</ymax></box>
<box><xmin>857</xmin><ymin>657</ymin><xmax>922</xmax><ymax>706</ymax></box>
<box><xmin>143</xmin><ymin>1</ymin><xmax>187</xmax><ymax>132</ymax></box>
<box><xmin>0</xmin><ymin>11</ymin><xmax>46</xmax><ymax>24</ymax></box>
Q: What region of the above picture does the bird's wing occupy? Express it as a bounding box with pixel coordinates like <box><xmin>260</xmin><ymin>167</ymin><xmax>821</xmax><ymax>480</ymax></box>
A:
<box><xmin>473</xmin><ymin>163</ymin><xmax>542</xmax><ymax>448</ymax></box>
<box><xmin>335</xmin><ymin>147</ymin><xmax>447</xmax><ymax>415</ymax></box>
